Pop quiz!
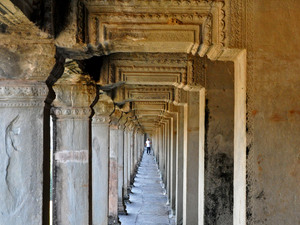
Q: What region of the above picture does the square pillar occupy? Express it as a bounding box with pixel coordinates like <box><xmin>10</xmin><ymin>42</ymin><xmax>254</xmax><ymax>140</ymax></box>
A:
<box><xmin>117</xmin><ymin>125</ymin><xmax>127</xmax><ymax>215</ymax></box>
<box><xmin>183</xmin><ymin>91</ymin><xmax>200</xmax><ymax>225</ymax></box>
<box><xmin>108</xmin><ymin>109</ymin><xmax>122</xmax><ymax>225</ymax></box>
<box><xmin>92</xmin><ymin>96</ymin><xmax>114</xmax><ymax>225</ymax></box>
<box><xmin>175</xmin><ymin>106</ymin><xmax>185</xmax><ymax>224</ymax></box>
<box><xmin>123</xmin><ymin>129</ymin><xmax>129</xmax><ymax>200</ymax></box>
<box><xmin>0</xmin><ymin>81</ymin><xmax>48</xmax><ymax>225</ymax></box>
<box><xmin>51</xmin><ymin>61</ymin><xmax>96</xmax><ymax>225</ymax></box>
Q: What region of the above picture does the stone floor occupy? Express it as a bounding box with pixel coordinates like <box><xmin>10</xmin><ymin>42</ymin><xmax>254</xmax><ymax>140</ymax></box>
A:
<box><xmin>119</xmin><ymin>151</ymin><xmax>175</xmax><ymax>225</ymax></box>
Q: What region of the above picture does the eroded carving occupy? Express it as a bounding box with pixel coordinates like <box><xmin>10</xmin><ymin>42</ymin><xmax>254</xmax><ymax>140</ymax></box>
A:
<box><xmin>2</xmin><ymin>115</ymin><xmax>26</xmax><ymax>215</ymax></box>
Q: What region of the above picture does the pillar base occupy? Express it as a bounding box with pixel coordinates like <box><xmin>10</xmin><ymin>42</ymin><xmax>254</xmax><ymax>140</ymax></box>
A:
<box><xmin>118</xmin><ymin>201</ymin><xmax>127</xmax><ymax>215</ymax></box>
<box><xmin>108</xmin><ymin>216</ymin><xmax>121</xmax><ymax>225</ymax></box>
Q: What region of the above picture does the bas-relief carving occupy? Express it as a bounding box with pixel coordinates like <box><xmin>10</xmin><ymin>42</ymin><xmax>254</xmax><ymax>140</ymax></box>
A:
<box><xmin>0</xmin><ymin>115</ymin><xmax>27</xmax><ymax>218</ymax></box>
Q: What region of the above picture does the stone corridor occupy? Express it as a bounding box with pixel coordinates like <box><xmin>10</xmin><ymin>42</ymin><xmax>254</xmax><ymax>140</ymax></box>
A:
<box><xmin>1</xmin><ymin>1</ymin><xmax>300</xmax><ymax>225</ymax></box>
<box><xmin>120</xmin><ymin>151</ymin><xmax>175</xmax><ymax>225</ymax></box>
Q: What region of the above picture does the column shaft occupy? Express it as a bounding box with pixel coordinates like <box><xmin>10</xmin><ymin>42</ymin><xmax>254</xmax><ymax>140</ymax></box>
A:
<box><xmin>117</xmin><ymin>128</ymin><xmax>126</xmax><ymax>214</ymax></box>
<box><xmin>108</xmin><ymin>126</ymin><xmax>120</xmax><ymax>224</ymax></box>
<box><xmin>92</xmin><ymin>117</ymin><xmax>110</xmax><ymax>225</ymax></box>
<box><xmin>176</xmin><ymin>106</ymin><xmax>185</xmax><ymax>224</ymax></box>
<box><xmin>0</xmin><ymin>81</ymin><xmax>48</xmax><ymax>225</ymax></box>
<box><xmin>123</xmin><ymin>130</ymin><xmax>129</xmax><ymax>200</ymax></box>
<box><xmin>183</xmin><ymin>91</ymin><xmax>200</xmax><ymax>225</ymax></box>
<box><xmin>52</xmin><ymin>66</ymin><xmax>96</xmax><ymax>225</ymax></box>
<box><xmin>52</xmin><ymin>108</ymin><xmax>91</xmax><ymax>225</ymax></box>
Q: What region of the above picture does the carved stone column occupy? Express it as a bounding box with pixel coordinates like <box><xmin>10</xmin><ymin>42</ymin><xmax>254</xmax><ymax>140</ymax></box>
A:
<box><xmin>108</xmin><ymin>108</ymin><xmax>122</xmax><ymax>225</ymax></box>
<box><xmin>92</xmin><ymin>94</ymin><xmax>114</xmax><ymax>225</ymax></box>
<box><xmin>139</xmin><ymin>132</ymin><xmax>144</xmax><ymax>160</ymax></box>
<box><xmin>51</xmin><ymin>61</ymin><xmax>96</xmax><ymax>225</ymax></box>
<box><xmin>117</xmin><ymin>114</ymin><xmax>127</xmax><ymax>215</ymax></box>
<box><xmin>123</xmin><ymin>126</ymin><xmax>129</xmax><ymax>200</ymax></box>
<box><xmin>133</xmin><ymin>127</ymin><xmax>140</xmax><ymax>173</ymax></box>
<box><xmin>130</xmin><ymin>126</ymin><xmax>136</xmax><ymax>186</ymax></box>
<box><xmin>0</xmin><ymin>81</ymin><xmax>48</xmax><ymax>225</ymax></box>
<box><xmin>127</xmin><ymin>123</ymin><xmax>134</xmax><ymax>192</ymax></box>
<box><xmin>134</xmin><ymin>129</ymin><xmax>139</xmax><ymax>168</ymax></box>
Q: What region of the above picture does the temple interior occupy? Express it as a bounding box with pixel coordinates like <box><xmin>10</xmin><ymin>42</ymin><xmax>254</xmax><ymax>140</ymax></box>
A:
<box><xmin>0</xmin><ymin>0</ymin><xmax>299</xmax><ymax>224</ymax></box>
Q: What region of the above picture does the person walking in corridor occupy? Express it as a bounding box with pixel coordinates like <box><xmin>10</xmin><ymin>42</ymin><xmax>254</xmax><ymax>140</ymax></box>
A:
<box><xmin>145</xmin><ymin>138</ymin><xmax>151</xmax><ymax>155</ymax></box>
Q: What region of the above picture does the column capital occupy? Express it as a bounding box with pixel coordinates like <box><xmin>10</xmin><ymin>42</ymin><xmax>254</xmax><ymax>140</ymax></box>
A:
<box><xmin>110</xmin><ymin>107</ymin><xmax>122</xmax><ymax>129</ymax></box>
<box><xmin>173</xmin><ymin>87</ymin><xmax>187</xmax><ymax>106</ymax></box>
<box><xmin>93</xmin><ymin>94</ymin><xmax>115</xmax><ymax>124</ymax></box>
<box><xmin>118</xmin><ymin>112</ymin><xmax>129</xmax><ymax>130</ymax></box>
<box><xmin>0</xmin><ymin>80</ymin><xmax>48</xmax><ymax>108</ymax></box>
<box><xmin>52</xmin><ymin>60</ymin><xmax>96</xmax><ymax>119</ymax></box>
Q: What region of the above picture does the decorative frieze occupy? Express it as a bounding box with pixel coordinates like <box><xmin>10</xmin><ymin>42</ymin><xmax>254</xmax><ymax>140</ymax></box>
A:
<box><xmin>174</xmin><ymin>87</ymin><xmax>188</xmax><ymax>105</ymax></box>
<box><xmin>0</xmin><ymin>82</ymin><xmax>48</xmax><ymax>108</ymax></box>
<box><xmin>51</xmin><ymin>107</ymin><xmax>92</xmax><ymax>119</ymax></box>
<box><xmin>85</xmin><ymin>0</ymin><xmax>213</xmax><ymax>7</ymax></box>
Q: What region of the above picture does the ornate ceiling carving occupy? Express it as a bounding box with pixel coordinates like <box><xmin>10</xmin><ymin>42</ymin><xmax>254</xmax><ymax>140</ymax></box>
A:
<box><xmin>58</xmin><ymin>0</ymin><xmax>227</xmax><ymax>60</ymax></box>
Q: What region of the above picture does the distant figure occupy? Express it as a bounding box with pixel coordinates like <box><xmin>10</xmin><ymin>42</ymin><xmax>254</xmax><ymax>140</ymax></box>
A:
<box><xmin>145</xmin><ymin>138</ymin><xmax>151</xmax><ymax>155</ymax></box>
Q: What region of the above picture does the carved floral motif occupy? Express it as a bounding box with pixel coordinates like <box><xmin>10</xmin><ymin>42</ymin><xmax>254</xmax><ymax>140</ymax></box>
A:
<box><xmin>51</xmin><ymin>107</ymin><xmax>92</xmax><ymax>118</ymax></box>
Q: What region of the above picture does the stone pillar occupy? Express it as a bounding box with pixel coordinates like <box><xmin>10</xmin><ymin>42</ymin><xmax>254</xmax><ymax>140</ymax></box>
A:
<box><xmin>108</xmin><ymin>109</ymin><xmax>122</xmax><ymax>225</ymax></box>
<box><xmin>134</xmin><ymin>129</ymin><xmax>138</xmax><ymax>171</ymax></box>
<box><xmin>137</xmin><ymin>132</ymin><xmax>141</xmax><ymax>162</ymax></box>
<box><xmin>0</xmin><ymin>81</ymin><xmax>48</xmax><ymax>225</ymax></box>
<box><xmin>92</xmin><ymin>95</ymin><xmax>114</xmax><ymax>225</ymax></box>
<box><xmin>158</xmin><ymin>125</ymin><xmax>164</xmax><ymax>172</ymax></box>
<box><xmin>52</xmin><ymin>61</ymin><xmax>96</xmax><ymax>225</ymax></box>
<box><xmin>117</xmin><ymin>114</ymin><xmax>127</xmax><ymax>214</ymax></box>
<box><xmin>175</xmin><ymin>106</ymin><xmax>185</xmax><ymax>225</ymax></box>
<box><xmin>130</xmin><ymin>128</ymin><xmax>135</xmax><ymax>183</ymax></box>
<box><xmin>155</xmin><ymin>127</ymin><xmax>160</xmax><ymax>161</ymax></box>
<box><xmin>140</xmin><ymin>133</ymin><xmax>144</xmax><ymax>159</ymax></box>
<box><xmin>183</xmin><ymin>91</ymin><xmax>200</xmax><ymax>225</ymax></box>
<box><xmin>128</xmin><ymin>127</ymin><xmax>134</xmax><ymax>190</ymax></box>
<box><xmin>162</xmin><ymin>122</ymin><xmax>168</xmax><ymax>186</ymax></box>
<box><xmin>123</xmin><ymin>128</ymin><xmax>129</xmax><ymax>200</ymax></box>
<box><xmin>166</xmin><ymin>118</ymin><xmax>171</xmax><ymax>200</ymax></box>
<box><xmin>170</xmin><ymin>112</ymin><xmax>177</xmax><ymax>214</ymax></box>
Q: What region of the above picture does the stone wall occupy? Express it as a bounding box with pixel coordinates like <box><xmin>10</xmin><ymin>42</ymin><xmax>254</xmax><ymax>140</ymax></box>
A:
<box><xmin>244</xmin><ymin>0</ymin><xmax>300</xmax><ymax>224</ymax></box>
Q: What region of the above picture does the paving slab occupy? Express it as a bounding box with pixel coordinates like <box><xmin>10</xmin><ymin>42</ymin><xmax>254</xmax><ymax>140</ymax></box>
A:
<box><xmin>119</xmin><ymin>152</ymin><xmax>175</xmax><ymax>225</ymax></box>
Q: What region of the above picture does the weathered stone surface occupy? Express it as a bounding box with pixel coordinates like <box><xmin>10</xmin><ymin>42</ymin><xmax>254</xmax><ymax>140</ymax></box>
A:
<box><xmin>205</xmin><ymin>60</ymin><xmax>234</xmax><ymax>225</ymax></box>
<box><xmin>0</xmin><ymin>1</ymin><xmax>55</xmax><ymax>81</ymax></box>
<box><xmin>92</xmin><ymin>94</ymin><xmax>114</xmax><ymax>225</ymax></box>
<box><xmin>245</xmin><ymin>1</ymin><xmax>300</xmax><ymax>224</ymax></box>
<box><xmin>1</xmin><ymin>0</ymin><xmax>300</xmax><ymax>224</ymax></box>
<box><xmin>52</xmin><ymin>61</ymin><xmax>96</xmax><ymax>225</ymax></box>
<box><xmin>183</xmin><ymin>91</ymin><xmax>200</xmax><ymax>225</ymax></box>
<box><xmin>0</xmin><ymin>81</ymin><xmax>47</xmax><ymax>225</ymax></box>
